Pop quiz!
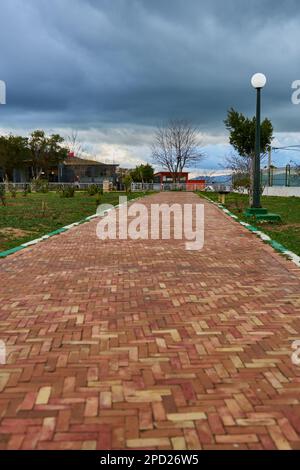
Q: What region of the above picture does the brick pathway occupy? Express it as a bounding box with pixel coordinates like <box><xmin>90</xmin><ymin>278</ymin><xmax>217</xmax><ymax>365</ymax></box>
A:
<box><xmin>1</xmin><ymin>192</ymin><xmax>300</xmax><ymax>450</ymax></box>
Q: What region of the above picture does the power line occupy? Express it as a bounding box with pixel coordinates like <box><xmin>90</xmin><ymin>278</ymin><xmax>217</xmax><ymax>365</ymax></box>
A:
<box><xmin>272</xmin><ymin>145</ymin><xmax>300</xmax><ymax>152</ymax></box>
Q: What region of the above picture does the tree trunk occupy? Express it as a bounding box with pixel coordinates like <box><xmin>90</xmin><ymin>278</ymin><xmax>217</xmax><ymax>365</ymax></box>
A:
<box><xmin>4</xmin><ymin>174</ymin><xmax>10</xmax><ymax>192</ymax></box>
<box><xmin>249</xmin><ymin>155</ymin><xmax>254</xmax><ymax>206</ymax></box>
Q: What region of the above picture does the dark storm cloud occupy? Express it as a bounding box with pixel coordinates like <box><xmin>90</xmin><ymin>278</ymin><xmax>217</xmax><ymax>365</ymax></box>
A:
<box><xmin>1</xmin><ymin>0</ymin><xmax>300</xmax><ymax>133</ymax></box>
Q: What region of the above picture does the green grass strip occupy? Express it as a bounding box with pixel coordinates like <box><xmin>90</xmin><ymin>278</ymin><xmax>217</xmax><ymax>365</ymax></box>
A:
<box><xmin>0</xmin><ymin>215</ymin><xmax>96</xmax><ymax>259</ymax></box>
<box><xmin>0</xmin><ymin>193</ymin><xmax>146</xmax><ymax>260</ymax></box>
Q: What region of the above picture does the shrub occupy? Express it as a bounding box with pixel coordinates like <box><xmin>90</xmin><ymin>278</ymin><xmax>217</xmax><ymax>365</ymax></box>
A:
<box><xmin>56</xmin><ymin>184</ymin><xmax>63</xmax><ymax>194</ymax></box>
<box><xmin>87</xmin><ymin>184</ymin><xmax>102</xmax><ymax>196</ymax></box>
<box><xmin>233</xmin><ymin>194</ymin><xmax>245</xmax><ymax>213</ymax></box>
<box><xmin>23</xmin><ymin>183</ymin><xmax>31</xmax><ymax>197</ymax></box>
<box><xmin>59</xmin><ymin>186</ymin><xmax>75</xmax><ymax>198</ymax></box>
<box><xmin>34</xmin><ymin>179</ymin><xmax>49</xmax><ymax>193</ymax></box>
<box><xmin>232</xmin><ymin>173</ymin><xmax>250</xmax><ymax>194</ymax></box>
<box><xmin>123</xmin><ymin>175</ymin><xmax>132</xmax><ymax>193</ymax></box>
<box><xmin>8</xmin><ymin>184</ymin><xmax>17</xmax><ymax>198</ymax></box>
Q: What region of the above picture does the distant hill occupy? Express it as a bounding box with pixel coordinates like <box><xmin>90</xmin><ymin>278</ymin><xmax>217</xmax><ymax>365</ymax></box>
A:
<box><xmin>193</xmin><ymin>174</ymin><xmax>232</xmax><ymax>184</ymax></box>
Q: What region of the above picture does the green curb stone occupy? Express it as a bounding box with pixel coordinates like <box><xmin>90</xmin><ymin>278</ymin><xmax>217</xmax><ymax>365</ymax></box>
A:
<box><xmin>244</xmin><ymin>207</ymin><xmax>282</xmax><ymax>222</ymax></box>
<box><xmin>269</xmin><ymin>241</ymin><xmax>286</xmax><ymax>252</ymax></box>
<box><xmin>244</xmin><ymin>207</ymin><xmax>268</xmax><ymax>217</ymax></box>
<box><xmin>0</xmin><ymin>246</ymin><xmax>25</xmax><ymax>258</ymax></box>
<box><xmin>255</xmin><ymin>213</ymin><xmax>282</xmax><ymax>223</ymax></box>
<box><xmin>47</xmin><ymin>228</ymin><xmax>68</xmax><ymax>237</ymax></box>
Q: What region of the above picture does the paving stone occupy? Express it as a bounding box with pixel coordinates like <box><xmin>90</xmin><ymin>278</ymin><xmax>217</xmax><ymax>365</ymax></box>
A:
<box><xmin>36</xmin><ymin>387</ymin><xmax>51</xmax><ymax>405</ymax></box>
<box><xmin>167</xmin><ymin>412</ymin><xmax>207</xmax><ymax>422</ymax></box>
<box><xmin>127</xmin><ymin>438</ymin><xmax>170</xmax><ymax>448</ymax></box>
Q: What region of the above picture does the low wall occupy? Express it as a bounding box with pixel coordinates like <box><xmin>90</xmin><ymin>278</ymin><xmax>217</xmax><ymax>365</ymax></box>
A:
<box><xmin>262</xmin><ymin>186</ymin><xmax>300</xmax><ymax>197</ymax></box>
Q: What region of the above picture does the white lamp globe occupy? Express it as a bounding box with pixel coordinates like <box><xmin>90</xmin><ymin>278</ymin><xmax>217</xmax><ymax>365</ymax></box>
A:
<box><xmin>251</xmin><ymin>73</ymin><xmax>267</xmax><ymax>89</ymax></box>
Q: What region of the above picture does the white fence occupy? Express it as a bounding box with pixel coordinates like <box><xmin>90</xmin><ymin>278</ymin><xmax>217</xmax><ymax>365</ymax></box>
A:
<box><xmin>235</xmin><ymin>186</ymin><xmax>300</xmax><ymax>198</ymax></box>
<box><xmin>131</xmin><ymin>182</ymin><xmax>208</xmax><ymax>192</ymax></box>
<box><xmin>131</xmin><ymin>183</ymin><xmax>157</xmax><ymax>192</ymax></box>
<box><xmin>262</xmin><ymin>186</ymin><xmax>300</xmax><ymax>197</ymax></box>
<box><xmin>0</xmin><ymin>182</ymin><xmax>103</xmax><ymax>191</ymax></box>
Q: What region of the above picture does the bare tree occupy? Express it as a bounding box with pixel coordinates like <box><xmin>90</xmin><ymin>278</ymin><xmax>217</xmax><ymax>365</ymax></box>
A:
<box><xmin>151</xmin><ymin>120</ymin><xmax>204</xmax><ymax>182</ymax></box>
<box><xmin>66</xmin><ymin>130</ymin><xmax>87</xmax><ymax>159</ymax></box>
<box><xmin>224</xmin><ymin>151</ymin><xmax>268</xmax><ymax>196</ymax></box>
<box><xmin>224</xmin><ymin>152</ymin><xmax>251</xmax><ymax>174</ymax></box>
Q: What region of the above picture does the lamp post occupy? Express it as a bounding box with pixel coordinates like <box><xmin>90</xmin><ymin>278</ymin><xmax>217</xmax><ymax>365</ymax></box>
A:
<box><xmin>251</xmin><ymin>73</ymin><xmax>267</xmax><ymax>208</ymax></box>
<box><xmin>244</xmin><ymin>74</ymin><xmax>281</xmax><ymax>222</ymax></box>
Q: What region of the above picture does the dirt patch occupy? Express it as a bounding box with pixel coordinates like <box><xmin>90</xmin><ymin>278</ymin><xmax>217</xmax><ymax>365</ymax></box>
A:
<box><xmin>0</xmin><ymin>227</ymin><xmax>34</xmax><ymax>238</ymax></box>
<box><xmin>262</xmin><ymin>223</ymin><xmax>299</xmax><ymax>231</ymax></box>
<box><xmin>226</xmin><ymin>203</ymin><xmax>246</xmax><ymax>214</ymax></box>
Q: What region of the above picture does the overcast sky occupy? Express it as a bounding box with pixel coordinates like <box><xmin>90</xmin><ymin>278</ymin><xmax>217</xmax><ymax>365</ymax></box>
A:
<box><xmin>1</xmin><ymin>0</ymin><xmax>300</xmax><ymax>172</ymax></box>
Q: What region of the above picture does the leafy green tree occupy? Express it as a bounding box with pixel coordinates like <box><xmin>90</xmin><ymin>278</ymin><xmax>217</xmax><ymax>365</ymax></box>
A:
<box><xmin>224</xmin><ymin>108</ymin><xmax>273</xmax><ymax>157</ymax></box>
<box><xmin>0</xmin><ymin>131</ymin><xmax>68</xmax><ymax>182</ymax></box>
<box><xmin>131</xmin><ymin>164</ymin><xmax>154</xmax><ymax>183</ymax></box>
<box><xmin>27</xmin><ymin>130</ymin><xmax>47</xmax><ymax>179</ymax></box>
<box><xmin>28</xmin><ymin>130</ymin><xmax>68</xmax><ymax>180</ymax></box>
<box><xmin>224</xmin><ymin>108</ymin><xmax>273</xmax><ymax>203</ymax></box>
<box><xmin>123</xmin><ymin>174</ymin><xmax>133</xmax><ymax>193</ymax></box>
<box><xmin>0</xmin><ymin>135</ymin><xmax>29</xmax><ymax>181</ymax></box>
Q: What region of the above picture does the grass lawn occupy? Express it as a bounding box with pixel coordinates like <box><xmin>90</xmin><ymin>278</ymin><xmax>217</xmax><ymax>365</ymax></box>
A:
<box><xmin>197</xmin><ymin>191</ymin><xmax>300</xmax><ymax>256</ymax></box>
<box><xmin>0</xmin><ymin>191</ymin><xmax>148</xmax><ymax>252</ymax></box>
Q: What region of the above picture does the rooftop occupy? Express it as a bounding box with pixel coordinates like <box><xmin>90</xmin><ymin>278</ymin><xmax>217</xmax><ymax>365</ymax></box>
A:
<box><xmin>64</xmin><ymin>156</ymin><xmax>119</xmax><ymax>167</ymax></box>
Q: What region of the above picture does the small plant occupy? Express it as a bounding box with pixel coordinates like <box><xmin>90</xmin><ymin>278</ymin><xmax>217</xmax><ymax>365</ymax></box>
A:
<box><xmin>123</xmin><ymin>175</ymin><xmax>132</xmax><ymax>194</ymax></box>
<box><xmin>22</xmin><ymin>183</ymin><xmax>31</xmax><ymax>197</ymax></box>
<box><xmin>0</xmin><ymin>185</ymin><xmax>6</xmax><ymax>206</ymax></box>
<box><xmin>56</xmin><ymin>184</ymin><xmax>63</xmax><ymax>194</ymax></box>
<box><xmin>34</xmin><ymin>179</ymin><xmax>49</xmax><ymax>193</ymax></box>
<box><xmin>60</xmin><ymin>186</ymin><xmax>75</xmax><ymax>198</ymax></box>
<box><xmin>233</xmin><ymin>195</ymin><xmax>245</xmax><ymax>213</ymax></box>
<box><xmin>87</xmin><ymin>184</ymin><xmax>102</xmax><ymax>196</ymax></box>
<box><xmin>232</xmin><ymin>173</ymin><xmax>251</xmax><ymax>195</ymax></box>
<box><xmin>8</xmin><ymin>184</ymin><xmax>17</xmax><ymax>198</ymax></box>
<box><xmin>41</xmin><ymin>200</ymin><xmax>48</xmax><ymax>217</ymax></box>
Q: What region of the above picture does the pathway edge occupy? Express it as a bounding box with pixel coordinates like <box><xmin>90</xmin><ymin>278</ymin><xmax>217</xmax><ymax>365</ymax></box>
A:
<box><xmin>200</xmin><ymin>194</ymin><xmax>300</xmax><ymax>268</ymax></box>
<box><xmin>0</xmin><ymin>195</ymin><xmax>144</xmax><ymax>259</ymax></box>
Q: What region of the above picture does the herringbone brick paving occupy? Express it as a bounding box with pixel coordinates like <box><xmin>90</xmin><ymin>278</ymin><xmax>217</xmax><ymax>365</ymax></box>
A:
<box><xmin>0</xmin><ymin>192</ymin><xmax>300</xmax><ymax>450</ymax></box>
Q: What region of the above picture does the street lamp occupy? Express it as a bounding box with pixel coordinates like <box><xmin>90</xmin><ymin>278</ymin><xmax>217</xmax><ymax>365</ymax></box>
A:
<box><xmin>251</xmin><ymin>73</ymin><xmax>266</xmax><ymax>208</ymax></box>
<box><xmin>244</xmin><ymin>74</ymin><xmax>281</xmax><ymax>222</ymax></box>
